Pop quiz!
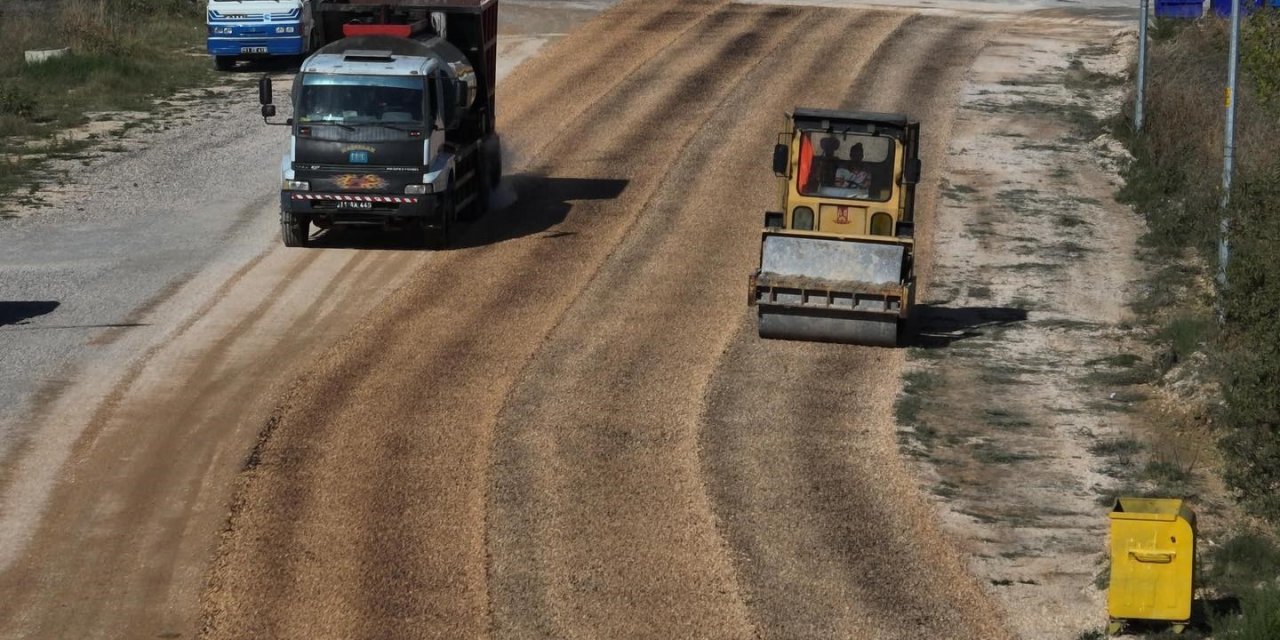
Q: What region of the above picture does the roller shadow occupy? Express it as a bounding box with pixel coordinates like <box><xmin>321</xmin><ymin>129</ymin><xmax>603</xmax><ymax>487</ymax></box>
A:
<box><xmin>0</xmin><ymin>301</ymin><xmax>60</xmax><ymax>327</ymax></box>
<box><xmin>908</xmin><ymin>304</ymin><xmax>1028</xmax><ymax>348</ymax></box>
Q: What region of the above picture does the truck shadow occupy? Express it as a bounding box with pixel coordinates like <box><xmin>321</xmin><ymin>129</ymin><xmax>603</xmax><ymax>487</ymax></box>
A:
<box><xmin>907</xmin><ymin>304</ymin><xmax>1028</xmax><ymax>349</ymax></box>
<box><xmin>0</xmin><ymin>301</ymin><xmax>59</xmax><ymax>327</ymax></box>
<box><xmin>307</xmin><ymin>174</ymin><xmax>628</xmax><ymax>251</ymax></box>
<box><xmin>452</xmin><ymin>174</ymin><xmax>629</xmax><ymax>249</ymax></box>
<box><xmin>226</xmin><ymin>58</ymin><xmax>305</xmax><ymax>75</ymax></box>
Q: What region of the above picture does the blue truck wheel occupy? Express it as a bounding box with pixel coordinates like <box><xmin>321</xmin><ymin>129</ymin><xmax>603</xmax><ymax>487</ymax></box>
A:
<box><xmin>213</xmin><ymin>56</ymin><xmax>236</xmax><ymax>71</ymax></box>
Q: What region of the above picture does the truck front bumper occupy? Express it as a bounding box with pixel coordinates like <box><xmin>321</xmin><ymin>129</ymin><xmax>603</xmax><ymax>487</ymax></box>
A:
<box><xmin>208</xmin><ymin>36</ymin><xmax>305</xmax><ymax>57</ymax></box>
<box><xmin>282</xmin><ymin>192</ymin><xmax>438</xmax><ymax>227</ymax></box>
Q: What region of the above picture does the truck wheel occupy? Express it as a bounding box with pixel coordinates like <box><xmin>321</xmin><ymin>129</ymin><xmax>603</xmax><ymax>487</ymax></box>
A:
<box><xmin>213</xmin><ymin>56</ymin><xmax>236</xmax><ymax>72</ymax></box>
<box><xmin>281</xmin><ymin>211</ymin><xmax>310</xmax><ymax>247</ymax></box>
<box><xmin>422</xmin><ymin>192</ymin><xmax>454</xmax><ymax>249</ymax></box>
<box><xmin>422</xmin><ymin>220</ymin><xmax>449</xmax><ymax>250</ymax></box>
<box><xmin>488</xmin><ymin>144</ymin><xmax>503</xmax><ymax>189</ymax></box>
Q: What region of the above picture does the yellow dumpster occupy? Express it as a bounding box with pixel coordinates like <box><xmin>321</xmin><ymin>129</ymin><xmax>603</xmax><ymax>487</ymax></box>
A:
<box><xmin>1107</xmin><ymin>497</ymin><xmax>1196</xmax><ymax>635</ymax></box>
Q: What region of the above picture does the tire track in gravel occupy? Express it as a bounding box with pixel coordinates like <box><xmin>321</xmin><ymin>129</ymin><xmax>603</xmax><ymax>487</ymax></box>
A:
<box><xmin>0</xmin><ymin>5</ymin><xmax>654</xmax><ymax>638</ymax></box>
<box><xmin>498</xmin><ymin>0</ymin><xmax>729</xmax><ymax>166</ymax></box>
<box><xmin>698</xmin><ymin>16</ymin><xmax>1014</xmax><ymax>640</ymax></box>
<box><xmin>484</xmin><ymin>9</ymin><xmax>912</xmax><ymax>640</ymax></box>
<box><xmin>197</xmin><ymin>3</ymin><xmax>796</xmax><ymax>638</ymax></box>
<box><xmin>0</xmin><ymin>247</ymin><xmax>404</xmax><ymax>639</ymax></box>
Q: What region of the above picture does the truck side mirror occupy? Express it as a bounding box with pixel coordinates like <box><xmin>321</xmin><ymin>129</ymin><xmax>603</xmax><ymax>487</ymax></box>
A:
<box><xmin>902</xmin><ymin>158</ymin><xmax>922</xmax><ymax>185</ymax></box>
<box><xmin>262</xmin><ymin>104</ymin><xmax>277</xmax><ymax>119</ymax></box>
<box><xmin>772</xmin><ymin>144</ymin><xmax>789</xmax><ymax>176</ymax></box>
<box><xmin>439</xmin><ymin>79</ymin><xmax>461</xmax><ymax>130</ymax></box>
<box><xmin>258</xmin><ymin>77</ymin><xmax>273</xmax><ymax>106</ymax></box>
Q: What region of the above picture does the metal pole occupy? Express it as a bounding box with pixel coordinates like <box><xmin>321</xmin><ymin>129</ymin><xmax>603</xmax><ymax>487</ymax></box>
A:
<box><xmin>1136</xmin><ymin>0</ymin><xmax>1149</xmax><ymax>131</ymax></box>
<box><xmin>1220</xmin><ymin>0</ymin><xmax>1241</xmax><ymax>306</ymax></box>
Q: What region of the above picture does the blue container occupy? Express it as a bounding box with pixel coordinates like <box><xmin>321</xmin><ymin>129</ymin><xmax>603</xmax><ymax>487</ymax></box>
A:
<box><xmin>1156</xmin><ymin>0</ymin><xmax>1205</xmax><ymax>17</ymax></box>
<box><xmin>1211</xmin><ymin>0</ymin><xmax>1264</xmax><ymax>16</ymax></box>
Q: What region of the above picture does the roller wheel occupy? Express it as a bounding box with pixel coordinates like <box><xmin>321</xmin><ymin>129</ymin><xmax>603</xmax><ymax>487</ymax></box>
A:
<box><xmin>758</xmin><ymin>308</ymin><xmax>900</xmax><ymax>347</ymax></box>
<box><xmin>280</xmin><ymin>211</ymin><xmax>310</xmax><ymax>247</ymax></box>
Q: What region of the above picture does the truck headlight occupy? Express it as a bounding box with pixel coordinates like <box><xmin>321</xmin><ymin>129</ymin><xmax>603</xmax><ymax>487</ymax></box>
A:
<box><xmin>405</xmin><ymin>185</ymin><xmax>429</xmax><ymax>195</ymax></box>
<box><xmin>210</xmin><ymin>26</ymin><xmax>234</xmax><ymax>35</ymax></box>
<box><xmin>870</xmin><ymin>212</ymin><xmax>894</xmax><ymax>236</ymax></box>
<box><xmin>276</xmin><ymin>26</ymin><xmax>296</xmax><ymax>34</ymax></box>
<box><xmin>792</xmin><ymin>206</ymin><xmax>815</xmax><ymax>231</ymax></box>
<box><xmin>283</xmin><ymin>180</ymin><xmax>310</xmax><ymax>191</ymax></box>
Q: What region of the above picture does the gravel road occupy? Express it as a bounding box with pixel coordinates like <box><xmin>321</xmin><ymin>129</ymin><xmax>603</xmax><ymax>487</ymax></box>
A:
<box><xmin>202</xmin><ymin>1</ymin><xmax>1012</xmax><ymax>638</ymax></box>
<box><xmin>0</xmin><ymin>2</ymin><xmax>608</xmax><ymax>638</ymax></box>
<box><xmin>0</xmin><ymin>0</ymin><xmax>1132</xmax><ymax>638</ymax></box>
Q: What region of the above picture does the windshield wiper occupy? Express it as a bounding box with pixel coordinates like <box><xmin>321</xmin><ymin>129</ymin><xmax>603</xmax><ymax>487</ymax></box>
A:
<box><xmin>301</xmin><ymin>121</ymin><xmax>357</xmax><ymax>131</ymax></box>
<box><xmin>354</xmin><ymin>122</ymin><xmax>422</xmax><ymax>132</ymax></box>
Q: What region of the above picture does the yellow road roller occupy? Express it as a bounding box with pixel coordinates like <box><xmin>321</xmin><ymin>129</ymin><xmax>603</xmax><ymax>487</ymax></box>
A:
<box><xmin>749</xmin><ymin>108</ymin><xmax>920</xmax><ymax>346</ymax></box>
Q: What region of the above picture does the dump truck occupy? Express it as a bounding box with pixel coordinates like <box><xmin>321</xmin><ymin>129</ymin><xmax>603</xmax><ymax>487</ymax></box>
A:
<box><xmin>749</xmin><ymin>108</ymin><xmax>921</xmax><ymax>346</ymax></box>
<box><xmin>257</xmin><ymin>0</ymin><xmax>500</xmax><ymax>247</ymax></box>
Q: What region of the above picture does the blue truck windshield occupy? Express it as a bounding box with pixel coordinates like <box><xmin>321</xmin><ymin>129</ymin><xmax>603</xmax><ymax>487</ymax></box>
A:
<box><xmin>298</xmin><ymin>75</ymin><xmax>427</xmax><ymax>126</ymax></box>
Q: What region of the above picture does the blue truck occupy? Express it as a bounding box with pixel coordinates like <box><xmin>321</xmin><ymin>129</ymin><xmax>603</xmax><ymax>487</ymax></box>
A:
<box><xmin>206</xmin><ymin>0</ymin><xmax>316</xmax><ymax>70</ymax></box>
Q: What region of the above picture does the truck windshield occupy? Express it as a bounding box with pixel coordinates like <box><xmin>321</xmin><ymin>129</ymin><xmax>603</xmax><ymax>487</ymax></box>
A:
<box><xmin>298</xmin><ymin>74</ymin><xmax>427</xmax><ymax>127</ymax></box>
<box><xmin>797</xmin><ymin>131</ymin><xmax>896</xmax><ymax>202</ymax></box>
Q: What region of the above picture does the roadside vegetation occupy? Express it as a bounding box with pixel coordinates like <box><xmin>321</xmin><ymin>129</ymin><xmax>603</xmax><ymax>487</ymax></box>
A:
<box><xmin>1116</xmin><ymin>11</ymin><xmax>1280</xmax><ymax>637</ymax></box>
<box><xmin>0</xmin><ymin>0</ymin><xmax>213</xmax><ymax>204</ymax></box>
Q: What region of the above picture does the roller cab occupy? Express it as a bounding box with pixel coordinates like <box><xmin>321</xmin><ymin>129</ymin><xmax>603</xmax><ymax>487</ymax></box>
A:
<box><xmin>750</xmin><ymin>108</ymin><xmax>920</xmax><ymax>347</ymax></box>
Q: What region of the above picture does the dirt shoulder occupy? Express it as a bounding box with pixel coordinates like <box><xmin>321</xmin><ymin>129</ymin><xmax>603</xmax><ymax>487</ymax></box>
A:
<box><xmin>893</xmin><ymin>18</ymin><xmax>1162</xmax><ymax>640</ymax></box>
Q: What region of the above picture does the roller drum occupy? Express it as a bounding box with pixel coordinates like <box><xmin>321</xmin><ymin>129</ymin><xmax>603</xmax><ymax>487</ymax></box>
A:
<box><xmin>757</xmin><ymin>308</ymin><xmax>900</xmax><ymax>346</ymax></box>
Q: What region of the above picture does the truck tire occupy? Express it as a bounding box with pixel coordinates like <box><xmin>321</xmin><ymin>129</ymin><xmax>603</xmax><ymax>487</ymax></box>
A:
<box><xmin>467</xmin><ymin>141</ymin><xmax>503</xmax><ymax>220</ymax></box>
<box><xmin>213</xmin><ymin>56</ymin><xmax>236</xmax><ymax>72</ymax></box>
<box><xmin>467</xmin><ymin>160</ymin><xmax>490</xmax><ymax>221</ymax></box>
<box><xmin>281</xmin><ymin>211</ymin><xmax>310</xmax><ymax>247</ymax></box>
<box><xmin>422</xmin><ymin>191</ymin><xmax>454</xmax><ymax>250</ymax></box>
<box><xmin>488</xmin><ymin>143</ymin><xmax>503</xmax><ymax>189</ymax></box>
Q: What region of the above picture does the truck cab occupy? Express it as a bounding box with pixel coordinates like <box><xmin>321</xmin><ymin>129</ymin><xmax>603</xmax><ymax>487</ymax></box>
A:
<box><xmin>206</xmin><ymin>0</ymin><xmax>315</xmax><ymax>70</ymax></box>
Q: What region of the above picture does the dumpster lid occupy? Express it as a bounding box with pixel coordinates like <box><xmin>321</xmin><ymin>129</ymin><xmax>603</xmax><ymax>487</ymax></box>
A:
<box><xmin>1109</xmin><ymin>497</ymin><xmax>1187</xmax><ymax>522</ymax></box>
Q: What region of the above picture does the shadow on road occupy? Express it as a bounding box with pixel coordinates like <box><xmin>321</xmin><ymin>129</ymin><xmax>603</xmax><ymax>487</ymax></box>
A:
<box><xmin>306</xmin><ymin>174</ymin><xmax>629</xmax><ymax>251</ymax></box>
<box><xmin>223</xmin><ymin>57</ymin><xmax>305</xmax><ymax>75</ymax></box>
<box><xmin>908</xmin><ymin>304</ymin><xmax>1028</xmax><ymax>348</ymax></box>
<box><xmin>0</xmin><ymin>301</ymin><xmax>59</xmax><ymax>327</ymax></box>
<box><xmin>455</xmin><ymin>174</ymin><xmax>629</xmax><ymax>249</ymax></box>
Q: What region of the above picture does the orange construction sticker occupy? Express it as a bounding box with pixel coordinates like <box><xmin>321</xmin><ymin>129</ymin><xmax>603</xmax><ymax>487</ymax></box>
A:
<box><xmin>333</xmin><ymin>174</ymin><xmax>389</xmax><ymax>190</ymax></box>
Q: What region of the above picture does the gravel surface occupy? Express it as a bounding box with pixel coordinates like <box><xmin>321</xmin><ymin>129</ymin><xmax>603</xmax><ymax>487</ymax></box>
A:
<box><xmin>201</xmin><ymin>1</ymin><xmax>1013</xmax><ymax>638</ymax></box>
<box><xmin>0</xmin><ymin>0</ymin><xmax>1139</xmax><ymax>638</ymax></box>
<box><xmin>0</xmin><ymin>3</ymin><xmax>608</xmax><ymax>638</ymax></box>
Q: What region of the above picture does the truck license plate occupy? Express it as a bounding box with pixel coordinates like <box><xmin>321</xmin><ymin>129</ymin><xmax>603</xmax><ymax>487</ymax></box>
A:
<box><xmin>337</xmin><ymin>201</ymin><xmax>373</xmax><ymax>210</ymax></box>
<box><xmin>241</xmin><ymin>46</ymin><xmax>268</xmax><ymax>54</ymax></box>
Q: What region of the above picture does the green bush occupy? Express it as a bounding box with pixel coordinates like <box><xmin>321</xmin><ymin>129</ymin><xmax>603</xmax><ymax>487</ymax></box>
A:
<box><xmin>1219</xmin><ymin>173</ymin><xmax>1280</xmax><ymax>522</ymax></box>
<box><xmin>1123</xmin><ymin>15</ymin><xmax>1280</xmax><ymax>526</ymax></box>
<box><xmin>1208</xmin><ymin>534</ymin><xmax>1280</xmax><ymax>592</ymax></box>
<box><xmin>1242</xmin><ymin>12</ymin><xmax>1280</xmax><ymax>113</ymax></box>
<box><xmin>0</xmin><ymin>83</ymin><xmax>37</xmax><ymax>119</ymax></box>
<box><xmin>1212</xmin><ymin>586</ymin><xmax>1280</xmax><ymax>640</ymax></box>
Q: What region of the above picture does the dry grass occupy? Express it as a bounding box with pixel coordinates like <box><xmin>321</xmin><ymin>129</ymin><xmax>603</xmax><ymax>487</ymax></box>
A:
<box><xmin>0</xmin><ymin>0</ymin><xmax>212</xmax><ymax>202</ymax></box>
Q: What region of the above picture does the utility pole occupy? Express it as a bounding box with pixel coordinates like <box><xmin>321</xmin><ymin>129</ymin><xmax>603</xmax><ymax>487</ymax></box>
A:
<box><xmin>1220</xmin><ymin>0</ymin><xmax>1241</xmax><ymax>315</ymax></box>
<box><xmin>1136</xmin><ymin>0</ymin><xmax>1149</xmax><ymax>131</ymax></box>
